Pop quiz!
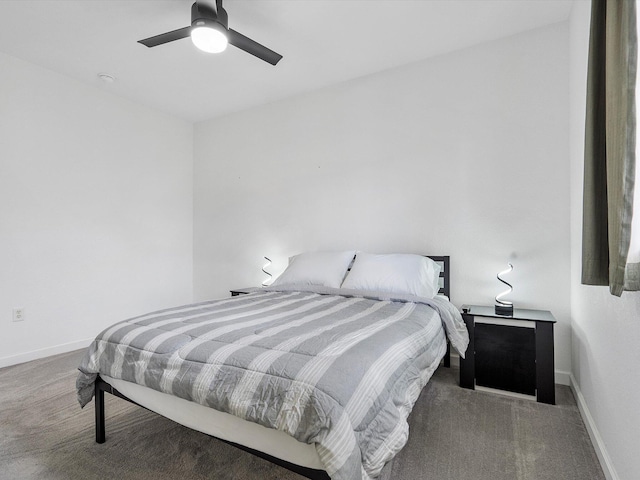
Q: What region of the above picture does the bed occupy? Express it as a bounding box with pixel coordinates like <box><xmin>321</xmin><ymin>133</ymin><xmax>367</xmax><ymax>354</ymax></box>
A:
<box><xmin>77</xmin><ymin>253</ymin><xmax>468</xmax><ymax>480</ymax></box>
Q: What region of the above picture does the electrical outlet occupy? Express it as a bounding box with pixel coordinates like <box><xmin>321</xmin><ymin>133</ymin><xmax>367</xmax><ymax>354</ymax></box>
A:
<box><xmin>12</xmin><ymin>307</ymin><xmax>25</xmax><ymax>322</ymax></box>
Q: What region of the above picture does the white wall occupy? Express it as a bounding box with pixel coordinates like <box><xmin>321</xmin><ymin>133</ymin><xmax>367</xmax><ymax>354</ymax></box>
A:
<box><xmin>194</xmin><ymin>23</ymin><xmax>572</xmax><ymax>377</ymax></box>
<box><xmin>569</xmin><ymin>3</ymin><xmax>640</xmax><ymax>480</ymax></box>
<box><xmin>0</xmin><ymin>52</ymin><xmax>194</xmax><ymax>367</ymax></box>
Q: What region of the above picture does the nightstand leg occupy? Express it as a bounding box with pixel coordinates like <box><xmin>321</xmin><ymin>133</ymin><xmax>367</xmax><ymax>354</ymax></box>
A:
<box><xmin>535</xmin><ymin>321</ymin><xmax>555</xmax><ymax>404</ymax></box>
<box><xmin>459</xmin><ymin>313</ymin><xmax>475</xmax><ymax>389</ymax></box>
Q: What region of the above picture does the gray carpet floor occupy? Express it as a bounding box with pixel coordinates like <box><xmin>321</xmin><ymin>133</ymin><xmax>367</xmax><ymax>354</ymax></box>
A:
<box><xmin>0</xmin><ymin>350</ymin><xmax>605</xmax><ymax>480</ymax></box>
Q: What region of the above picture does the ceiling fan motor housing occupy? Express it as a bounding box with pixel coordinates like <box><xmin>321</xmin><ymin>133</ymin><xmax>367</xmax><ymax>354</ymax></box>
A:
<box><xmin>191</xmin><ymin>2</ymin><xmax>228</xmax><ymax>30</ymax></box>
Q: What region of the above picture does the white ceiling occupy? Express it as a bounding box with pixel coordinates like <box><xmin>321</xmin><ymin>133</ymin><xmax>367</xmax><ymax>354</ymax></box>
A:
<box><xmin>0</xmin><ymin>0</ymin><xmax>573</xmax><ymax>123</ymax></box>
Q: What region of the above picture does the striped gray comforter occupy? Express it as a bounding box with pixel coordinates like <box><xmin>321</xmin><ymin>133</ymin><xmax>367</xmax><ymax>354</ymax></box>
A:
<box><xmin>77</xmin><ymin>286</ymin><xmax>468</xmax><ymax>480</ymax></box>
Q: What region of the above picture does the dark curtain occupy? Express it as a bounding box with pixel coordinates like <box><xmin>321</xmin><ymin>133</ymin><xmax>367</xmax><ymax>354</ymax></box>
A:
<box><xmin>582</xmin><ymin>0</ymin><xmax>638</xmax><ymax>296</ymax></box>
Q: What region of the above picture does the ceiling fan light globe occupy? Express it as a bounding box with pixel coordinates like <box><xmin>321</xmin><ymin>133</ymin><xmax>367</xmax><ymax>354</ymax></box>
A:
<box><xmin>191</xmin><ymin>26</ymin><xmax>228</xmax><ymax>53</ymax></box>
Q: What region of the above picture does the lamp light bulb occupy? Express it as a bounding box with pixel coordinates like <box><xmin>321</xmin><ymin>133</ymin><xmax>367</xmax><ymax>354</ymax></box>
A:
<box><xmin>191</xmin><ymin>25</ymin><xmax>228</xmax><ymax>53</ymax></box>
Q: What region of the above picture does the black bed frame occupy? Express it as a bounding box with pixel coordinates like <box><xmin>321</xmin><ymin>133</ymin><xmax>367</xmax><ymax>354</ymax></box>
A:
<box><xmin>430</xmin><ymin>255</ymin><xmax>451</xmax><ymax>368</ymax></box>
<box><xmin>94</xmin><ymin>255</ymin><xmax>451</xmax><ymax>480</ymax></box>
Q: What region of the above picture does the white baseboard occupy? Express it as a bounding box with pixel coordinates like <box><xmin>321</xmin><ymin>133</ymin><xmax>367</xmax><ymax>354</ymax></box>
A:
<box><xmin>448</xmin><ymin>352</ymin><xmax>460</xmax><ymax>367</ymax></box>
<box><xmin>0</xmin><ymin>338</ymin><xmax>93</xmax><ymax>369</ymax></box>
<box><xmin>570</xmin><ymin>373</ymin><xmax>619</xmax><ymax>480</ymax></box>
<box><xmin>554</xmin><ymin>369</ymin><xmax>571</xmax><ymax>386</ymax></box>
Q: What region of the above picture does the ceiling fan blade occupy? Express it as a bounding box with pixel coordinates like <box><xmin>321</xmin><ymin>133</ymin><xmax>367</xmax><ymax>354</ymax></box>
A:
<box><xmin>138</xmin><ymin>26</ymin><xmax>192</xmax><ymax>48</ymax></box>
<box><xmin>228</xmin><ymin>29</ymin><xmax>282</xmax><ymax>65</ymax></box>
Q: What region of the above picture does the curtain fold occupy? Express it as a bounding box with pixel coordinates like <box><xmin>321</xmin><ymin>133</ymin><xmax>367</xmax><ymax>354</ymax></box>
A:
<box><xmin>582</xmin><ymin>0</ymin><xmax>638</xmax><ymax>296</ymax></box>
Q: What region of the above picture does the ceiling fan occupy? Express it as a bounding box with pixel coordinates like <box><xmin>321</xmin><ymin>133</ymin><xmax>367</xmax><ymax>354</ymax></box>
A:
<box><xmin>138</xmin><ymin>0</ymin><xmax>282</xmax><ymax>66</ymax></box>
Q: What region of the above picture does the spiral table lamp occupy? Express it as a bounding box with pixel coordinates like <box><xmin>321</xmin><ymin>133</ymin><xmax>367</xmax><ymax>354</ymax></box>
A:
<box><xmin>261</xmin><ymin>256</ymin><xmax>273</xmax><ymax>287</ymax></box>
<box><xmin>495</xmin><ymin>262</ymin><xmax>514</xmax><ymax>315</ymax></box>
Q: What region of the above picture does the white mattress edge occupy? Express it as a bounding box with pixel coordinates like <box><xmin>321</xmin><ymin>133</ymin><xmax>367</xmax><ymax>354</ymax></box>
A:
<box><xmin>101</xmin><ymin>374</ymin><xmax>324</xmax><ymax>470</ymax></box>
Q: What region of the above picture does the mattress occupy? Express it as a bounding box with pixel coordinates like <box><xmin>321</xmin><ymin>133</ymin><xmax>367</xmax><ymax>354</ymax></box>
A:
<box><xmin>78</xmin><ymin>286</ymin><xmax>468</xmax><ymax>480</ymax></box>
<box><xmin>101</xmin><ymin>374</ymin><xmax>325</xmax><ymax>469</ymax></box>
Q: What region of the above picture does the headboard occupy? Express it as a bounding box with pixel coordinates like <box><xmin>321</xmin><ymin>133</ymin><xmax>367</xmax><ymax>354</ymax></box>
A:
<box><xmin>427</xmin><ymin>255</ymin><xmax>450</xmax><ymax>299</ymax></box>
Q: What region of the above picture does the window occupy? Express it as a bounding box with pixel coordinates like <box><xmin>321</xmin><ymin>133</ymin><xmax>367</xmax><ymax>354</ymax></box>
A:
<box><xmin>581</xmin><ymin>0</ymin><xmax>638</xmax><ymax>294</ymax></box>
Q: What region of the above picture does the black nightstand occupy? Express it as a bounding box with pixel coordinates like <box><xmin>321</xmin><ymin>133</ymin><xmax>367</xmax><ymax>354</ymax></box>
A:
<box><xmin>459</xmin><ymin>305</ymin><xmax>556</xmax><ymax>405</ymax></box>
<box><xmin>230</xmin><ymin>287</ymin><xmax>254</xmax><ymax>297</ymax></box>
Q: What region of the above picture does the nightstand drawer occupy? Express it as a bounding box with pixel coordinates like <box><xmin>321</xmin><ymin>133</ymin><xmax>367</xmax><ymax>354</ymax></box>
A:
<box><xmin>474</xmin><ymin>323</ymin><xmax>536</xmax><ymax>396</ymax></box>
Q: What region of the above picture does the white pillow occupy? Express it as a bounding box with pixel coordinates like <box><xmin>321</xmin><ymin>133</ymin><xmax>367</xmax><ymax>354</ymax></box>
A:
<box><xmin>271</xmin><ymin>251</ymin><xmax>356</xmax><ymax>288</ymax></box>
<box><xmin>341</xmin><ymin>253</ymin><xmax>441</xmax><ymax>298</ymax></box>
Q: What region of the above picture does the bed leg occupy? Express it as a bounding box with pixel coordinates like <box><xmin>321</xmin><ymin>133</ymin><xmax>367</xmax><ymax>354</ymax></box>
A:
<box><xmin>444</xmin><ymin>342</ymin><xmax>451</xmax><ymax>368</ymax></box>
<box><xmin>95</xmin><ymin>380</ymin><xmax>106</xmax><ymax>444</ymax></box>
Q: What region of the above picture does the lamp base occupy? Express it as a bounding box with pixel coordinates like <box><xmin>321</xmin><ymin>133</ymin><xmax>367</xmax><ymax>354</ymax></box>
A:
<box><xmin>495</xmin><ymin>304</ymin><xmax>514</xmax><ymax>316</ymax></box>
